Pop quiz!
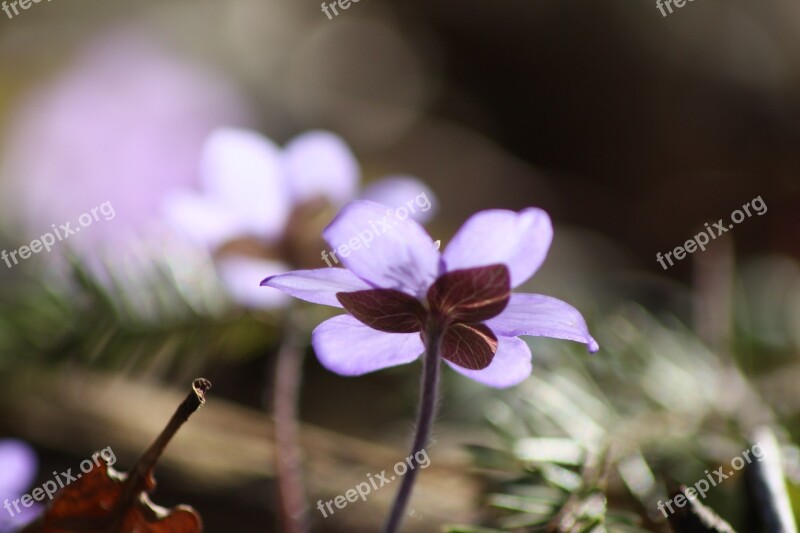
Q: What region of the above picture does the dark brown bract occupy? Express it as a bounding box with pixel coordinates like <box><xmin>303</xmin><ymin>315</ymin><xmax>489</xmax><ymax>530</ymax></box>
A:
<box><xmin>337</xmin><ymin>264</ymin><xmax>511</xmax><ymax>370</ymax></box>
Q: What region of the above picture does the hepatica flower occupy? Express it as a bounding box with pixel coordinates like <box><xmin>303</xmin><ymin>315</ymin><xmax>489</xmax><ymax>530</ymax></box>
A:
<box><xmin>262</xmin><ymin>201</ymin><xmax>597</xmax><ymax>531</ymax></box>
<box><xmin>165</xmin><ymin>128</ymin><xmax>436</xmax><ymax>309</ymax></box>
<box><xmin>262</xmin><ymin>201</ymin><xmax>598</xmax><ymax>388</ymax></box>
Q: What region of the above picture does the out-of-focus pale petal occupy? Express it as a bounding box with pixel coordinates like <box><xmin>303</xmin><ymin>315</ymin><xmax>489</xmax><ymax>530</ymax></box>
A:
<box><xmin>283</xmin><ymin>130</ymin><xmax>360</xmax><ymax>206</ymax></box>
<box><xmin>359</xmin><ymin>175</ymin><xmax>438</xmax><ymax>223</ymax></box>
<box><xmin>323</xmin><ymin>200</ymin><xmax>440</xmax><ymax>297</ymax></box>
<box><xmin>485</xmin><ymin>293</ymin><xmax>599</xmax><ymax>352</ymax></box>
<box><xmin>446</xmin><ymin>335</ymin><xmax>532</xmax><ymax>388</ymax></box>
<box><xmin>216</xmin><ymin>256</ymin><xmax>291</xmax><ymax>310</ymax></box>
<box><xmin>261</xmin><ymin>268</ymin><xmax>373</xmax><ymax>307</ymax></box>
<box><xmin>162</xmin><ymin>191</ymin><xmax>244</xmax><ymax>249</ymax></box>
<box><xmin>442</xmin><ymin>208</ymin><xmax>553</xmax><ymax>288</ymax></box>
<box><xmin>311</xmin><ymin>314</ymin><xmax>423</xmax><ymax>376</ymax></box>
<box><xmin>0</xmin><ymin>32</ymin><xmax>252</xmax><ymax>249</ymax></box>
<box><xmin>201</xmin><ymin>128</ymin><xmax>290</xmax><ymax>240</ymax></box>
<box><xmin>0</xmin><ymin>439</ymin><xmax>37</xmax><ymax>496</ymax></box>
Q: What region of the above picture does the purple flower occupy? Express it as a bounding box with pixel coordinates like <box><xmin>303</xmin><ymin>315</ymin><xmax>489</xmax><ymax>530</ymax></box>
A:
<box><xmin>0</xmin><ymin>439</ymin><xmax>39</xmax><ymax>531</ymax></box>
<box><xmin>165</xmin><ymin>128</ymin><xmax>437</xmax><ymax>309</ymax></box>
<box><xmin>261</xmin><ymin>201</ymin><xmax>598</xmax><ymax>388</ymax></box>
<box><xmin>0</xmin><ymin>31</ymin><xmax>250</xmax><ymax>250</ymax></box>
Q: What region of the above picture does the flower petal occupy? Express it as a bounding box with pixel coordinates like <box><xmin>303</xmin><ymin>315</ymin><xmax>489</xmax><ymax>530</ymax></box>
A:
<box><xmin>446</xmin><ymin>335</ymin><xmax>532</xmax><ymax>388</ymax></box>
<box><xmin>427</xmin><ymin>264</ymin><xmax>510</xmax><ymax>324</ymax></box>
<box><xmin>283</xmin><ymin>130</ymin><xmax>359</xmax><ymax>206</ymax></box>
<box><xmin>217</xmin><ymin>256</ymin><xmax>291</xmax><ymax>309</ymax></box>
<box><xmin>162</xmin><ymin>191</ymin><xmax>243</xmax><ymax>249</ymax></box>
<box><xmin>323</xmin><ymin>200</ymin><xmax>440</xmax><ymax>297</ymax></box>
<box><xmin>0</xmin><ymin>439</ymin><xmax>37</xmax><ymax>496</ymax></box>
<box><xmin>359</xmin><ymin>175</ymin><xmax>438</xmax><ymax>223</ymax></box>
<box><xmin>312</xmin><ymin>314</ymin><xmax>423</xmax><ymax>376</ymax></box>
<box><xmin>337</xmin><ymin>289</ymin><xmax>426</xmax><ymax>333</ymax></box>
<box><xmin>261</xmin><ymin>267</ymin><xmax>373</xmax><ymax>307</ymax></box>
<box><xmin>442</xmin><ymin>208</ymin><xmax>553</xmax><ymax>288</ymax></box>
<box><xmin>485</xmin><ymin>293</ymin><xmax>599</xmax><ymax>352</ymax></box>
<box><xmin>201</xmin><ymin>128</ymin><xmax>290</xmax><ymax>239</ymax></box>
<box><xmin>441</xmin><ymin>323</ymin><xmax>498</xmax><ymax>370</ymax></box>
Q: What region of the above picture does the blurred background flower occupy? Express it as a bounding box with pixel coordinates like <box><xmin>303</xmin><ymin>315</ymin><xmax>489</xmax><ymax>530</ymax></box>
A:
<box><xmin>0</xmin><ymin>29</ymin><xmax>252</xmax><ymax>251</ymax></box>
<box><xmin>0</xmin><ymin>439</ymin><xmax>38</xmax><ymax>532</ymax></box>
<box><xmin>164</xmin><ymin>128</ymin><xmax>437</xmax><ymax>309</ymax></box>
